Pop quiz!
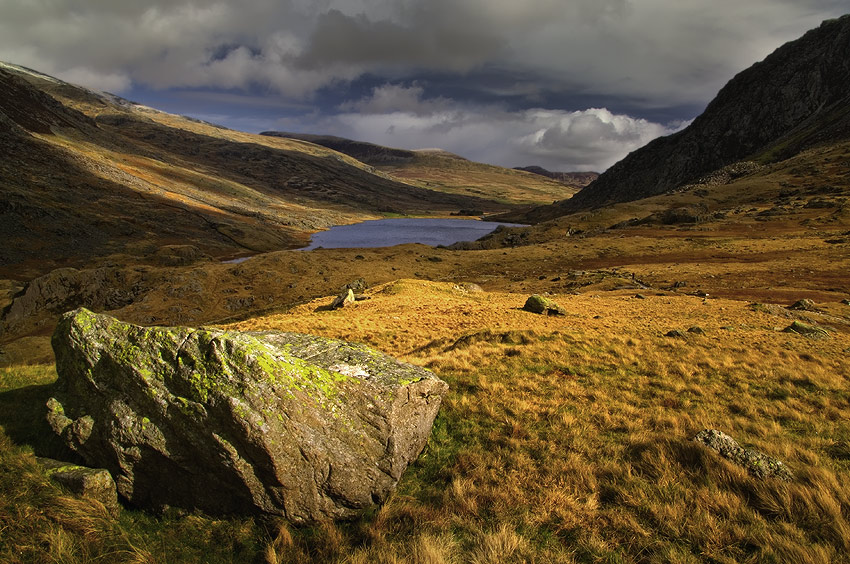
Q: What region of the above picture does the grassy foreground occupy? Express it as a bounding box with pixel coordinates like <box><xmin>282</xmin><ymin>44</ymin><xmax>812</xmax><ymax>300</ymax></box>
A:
<box><xmin>1</xmin><ymin>280</ymin><xmax>848</xmax><ymax>563</ymax></box>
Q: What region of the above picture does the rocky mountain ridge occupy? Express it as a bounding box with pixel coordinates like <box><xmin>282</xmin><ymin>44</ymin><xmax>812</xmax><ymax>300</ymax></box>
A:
<box><xmin>523</xmin><ymin>15</ymin><xmax>850</xmax><ymax>221</ymax></box>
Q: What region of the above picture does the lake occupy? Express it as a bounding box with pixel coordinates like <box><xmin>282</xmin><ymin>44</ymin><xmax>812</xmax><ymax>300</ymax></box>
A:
<box><xmin>300</xmin><ymin>218</ymin><xmax>526</xmax><ymax>250</ymax></box>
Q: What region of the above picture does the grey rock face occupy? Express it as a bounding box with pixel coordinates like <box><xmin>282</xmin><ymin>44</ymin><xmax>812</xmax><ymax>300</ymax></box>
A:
<box><xmin>47</xmin><ymin>308</ymin><xmax>448</xmax><ymax>522</ymax></box>
<box><xmin>525</xmin><ymin>15</ymin><xmax>850</xmax><ymax>218</ymax></box>
<box><xmin>693</xmin><ymin>429</ymin><xmax>793</xmax><ymax>481</ymax></box>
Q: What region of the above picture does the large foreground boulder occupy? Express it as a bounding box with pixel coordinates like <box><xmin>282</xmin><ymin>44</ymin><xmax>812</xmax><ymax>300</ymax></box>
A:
<box><xmin>47</xmin><ymin>308</ymin><xmax>448</xmax><ymax>522</ymax></box>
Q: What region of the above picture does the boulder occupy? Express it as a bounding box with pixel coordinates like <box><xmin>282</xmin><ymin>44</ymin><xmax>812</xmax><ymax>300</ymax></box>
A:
<box><xmin>342</xmin><ymin>278</ymin><xmax>368</xmax><ymax>294</ymax></box>
<box><xmin>788</xmin><ymin>298</ymin><xmax>817</xmax><ymax>311</ymax></box>
<box><xmin>693</xmin><ymin>429</ymin><xmax>793</xmax><ymax>481</ymax></box>
<box><xmin>782</xmin><ymin>320</ymin><xmax>830</xmax><ymax>339</ymax></box>
<box><xmin>330</xmin><ymin>289</ymin><xmax>355</xmax><ymax>309</ymax></box>
<box><xmin>38</xmin><ymin>457</ymin><xmax>121</xmax><ymax>517</ymax></box>
<box><xmin>47</xmin><ymin>308</ymin><xmax>448</xmax><ymax>522</ymax></box>
<box><xmin>522</xmin><ymin>295</ymin><xmax>565</xmax><ymax>316</ymax></box>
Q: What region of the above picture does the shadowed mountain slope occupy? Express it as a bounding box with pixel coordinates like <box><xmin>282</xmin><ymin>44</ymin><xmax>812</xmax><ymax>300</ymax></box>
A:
<box><xmin>0</xmin><ymin>63</ymin><xmax>508</xmax><ymax>279</ymax></box>
<box><xmin>521</xmin><ymin>15</ymin><xmax>850</xmax><ymax>222</ymax></box>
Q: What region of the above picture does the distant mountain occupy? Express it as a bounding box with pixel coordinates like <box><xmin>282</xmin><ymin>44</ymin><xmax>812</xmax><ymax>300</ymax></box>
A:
<box><xmin>513</xmin><ymin>166</ymin><xmax>598</xmax><ymax>187</ymax></box>
<box><xmin>263</xmin><ymin>132</ymin><xmax>578</xmax><ymax>205</ymax></box>
<box><xmin>0</xmin><ymin>63</ymin><xmax>505</xmax><ymax>278</ymax></box>
<box><xmin>523</xmin><ymin>15</ymin><xmax>850</xmax><ymax>222</ymax></box>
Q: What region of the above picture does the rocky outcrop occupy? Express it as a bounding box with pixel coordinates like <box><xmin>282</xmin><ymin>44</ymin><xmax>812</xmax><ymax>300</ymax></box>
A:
<box><xmin>523</xmin><ymin>15</ymin><xmax>850</xmax><ymax>220</ymax></box>
<box><xmin>47</xmin><ymin>308</ymin><xmax>448</xmax><ymax>522</ymax></box>
<box><xmin>693</xmin><ymin>429</ymin><xmax>793</xmax><ymax>481</ymax></box>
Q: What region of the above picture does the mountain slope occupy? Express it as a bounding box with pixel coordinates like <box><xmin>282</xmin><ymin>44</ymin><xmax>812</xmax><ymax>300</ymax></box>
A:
<box><xmin>513</xmin><ymin>166</ymin><xmax>598</xmax><ymax>187</ymax></box>
<box><xmin>524</xmin><ymin>15</ymin><xmax>850</xmax><ymax>221</ymax></box>
<box><xmin>263</xmin><ymin>132</ymin><xmax>579</xmax><ymax>205</ymax></box>
<box><xmin>0</xmin><ymin>63</ymin><xmax>507</xmax><ymax>279</ymax></box>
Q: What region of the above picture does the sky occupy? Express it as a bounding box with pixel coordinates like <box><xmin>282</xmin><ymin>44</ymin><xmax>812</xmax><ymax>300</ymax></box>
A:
<box><xmin>1</xmin><ymin>1</ymin><xmax>847</xmax><ymax>172</ymax></box>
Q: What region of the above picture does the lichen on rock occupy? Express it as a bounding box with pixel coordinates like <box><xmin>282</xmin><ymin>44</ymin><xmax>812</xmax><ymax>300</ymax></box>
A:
<box><xmin>48</xmin><ymin>308</ymin><xmax>448</xmax><ymax>522</ymax></box>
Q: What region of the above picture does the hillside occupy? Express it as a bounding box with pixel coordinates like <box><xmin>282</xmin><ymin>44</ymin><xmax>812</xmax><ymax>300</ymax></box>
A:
<box><xmin>522</xmin><ymin>15</ymin><xmax>850</xmax><ymax>221</ymax></box>
<box><xmin>0</xmin><ymin>63</ymin><xmax>507</xmax><ymax>279</ymax></box>
<box><xmin>263</xmin><ymin>132</ymin><xmax>579</xmax><ymax>205</ymax></box>
<box><xmin>513</xmin><ymin>166</ymin><xmax>598</xmax><ymax>187</ymax></box>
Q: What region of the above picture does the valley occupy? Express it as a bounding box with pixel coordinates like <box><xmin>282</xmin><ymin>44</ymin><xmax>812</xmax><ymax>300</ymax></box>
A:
<box><xmin>1</xmin><ymin>15</ymin><xmax>850</xmax><ymax>564</ymax></box>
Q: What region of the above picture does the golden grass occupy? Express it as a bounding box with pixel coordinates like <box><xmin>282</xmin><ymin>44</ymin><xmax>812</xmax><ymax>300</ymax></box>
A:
<box><xmin>222</xmin><ymin>279</ymin><xmax>850</xmax><ymax>563</ymax></box>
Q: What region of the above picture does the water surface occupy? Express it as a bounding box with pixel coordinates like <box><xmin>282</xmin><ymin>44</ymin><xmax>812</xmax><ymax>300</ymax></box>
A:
<box><xmin>301</xmin><ymin>218</ymin><xmax>525</xmax><ymax>250</ymax></box>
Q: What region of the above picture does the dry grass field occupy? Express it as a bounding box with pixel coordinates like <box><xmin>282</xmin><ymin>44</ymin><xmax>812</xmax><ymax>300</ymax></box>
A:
<box><xmin>2</xmin><ymin>278</ymin><xmax>848</xmax><ymax>563</ymax></box>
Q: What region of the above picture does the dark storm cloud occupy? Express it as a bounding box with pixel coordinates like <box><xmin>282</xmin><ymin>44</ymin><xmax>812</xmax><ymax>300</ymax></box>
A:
<box><xmin>0</xmin><ymin>1</ymin><xmax>846</xmax><ymax>170</ymax></box>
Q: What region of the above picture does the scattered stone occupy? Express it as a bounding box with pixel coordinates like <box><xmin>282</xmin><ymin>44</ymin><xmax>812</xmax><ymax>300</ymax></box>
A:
<box><xmin>331</xmin><ymin>288</ymin><xmax>355</xmax><ymax>309</ymax></box>
<box><xmin>673</xmin><ymin>281</ymin><xmax>688</xmax><ymax>288</ymax></box>
<box><xmin>38</xmin><ymin>457</ymin><xmax>120</xmax><ymax>517</ymax></box>
<box><xmin>782</xmin><ymin>320</ymin><xmax>830</xmax><ymax>339</ymax></box>
<box><xmin>634</xmin><ymin>293</ymin><xmax>646</xmax><ymax>299</ymax></box>
<box><xmin>693</xmin><ymin>429</ymin><xmax>793</xmax><ymax>481</ymax></box>
<box><xmin>841</xmin><ymin>298</ymin><xmax>850</xmax><ymax>306</ymax></box>
<box><xmin>452</xmin><ymin>283</ymin><xmax>483</xmax><ymax>293</ymax></box>
<box><xmin>522</xmin><ymin>294</ymin><xmax>565</xmax><ymax>316</ymax></box>
<box><xmin>788</xmin><ymin>298</ymin><xmax>817</xmax><ymax>311</ymax></box>
<box><xmin>47</xmin><ymin>308</ymin><xmax>448</xmax><ymax>522</ymax></box>
<box><xmin>687</xmin><ymin>326</ymin><xmax>706</xmax><ymax>335</ymax></box>
<box><xmin>665</xmin><ymin>329</ymin><xmax>687</xmax><ymax>338</ymax></box>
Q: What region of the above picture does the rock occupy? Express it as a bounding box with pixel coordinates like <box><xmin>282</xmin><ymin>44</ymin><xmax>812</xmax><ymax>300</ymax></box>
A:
<box><xmin>330</xmin><ymin>289</ymin><xmax>355</xmax><ymax>309</ymax></box>
<box><xmin>788</xmin><ymin>298</ymin><xmax>817</xmax><ymax>311</ymax></box>
<box><xmin>687</xmin><ymin>326</ymin><xmax>706</xmax><ymax>335</ymax></box>
<box><xmin>634</xmin><ymin>293</ymin><xmax>646</xmax><ymax>299</ymax></box>
<box><xmin>47</xmin><ymin>308</ymin><xmax>448</xmax><ymax>522</ymax></box>
<box><xmin>693</xmin><ymin>429</ymin><xmax>793</xmax><ymax>481</ymax></box>
<box><xmin>782</xmin><ymin>320</ymin><xmax>830</xmax><ymax>339</ymax></box>
<box><xmin>841</xmin><ymin>298</ymin><xmax>850</xmax><ymax>305</ymax></box>
<box><xmin>342</xmin><ymin>278</ymin><xmax>368</xmax><ymax>294</ymax></box>
<box><xmin>452</xmin><ymin>283</ymin><xmax>483</xmax><ymax>293</ymax></box>
<box><xmin>38</xmin><ymin>457</ymin><xmax>121</xmax><ymax>517</ymax></box>
<box><xmin>522</xmin><ymin>294</ymin><xmax>565</xmax><ymax>316</ymax></box>
<box><xmin>665</xmin><ymin>329</ymin><xmax>687</xmax><ymax>338</ymax></box>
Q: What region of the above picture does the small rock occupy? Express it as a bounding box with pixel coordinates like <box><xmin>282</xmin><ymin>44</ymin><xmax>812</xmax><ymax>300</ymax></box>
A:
<box><xmin>523</xmin><ymin>294</ymin><xmax>566</xmax><ymax>316</ymax></box>
<box><xmin>38</xmin><ymin>457</ymin><xmax>121</xmax><ymax>517</ymax></box>
<box><xmin>342</xmin><ymin>278</ymin><xmax>368</xmax><ymax>294</ymax></box>
<box><xmin>841</xmin><ymin>298</ymin><xmax>850</xmax><ymax>306</ymax></box>
<box><xmin>693</xmin><ymin>429</ymin><xmax>793</xmax><ymax>481</ymax></box>
<box><xmin>634</xmin><ymin>293</ymin><xmax>646</xmax><ymax>299</ymax></box>
<box><xmin>665</xmin><ymin>329</ymin><xmax>686</xmax><ymax>338</ymax></box>
<box><xmin>687</xmin><ymin>326</ymin><xmax>706</xmax><ymax>335</ymax></box>
<box><xmin>788</xmin><ymin>298</ymin><xmax>817</xmax><ymax>311</ymax></box>
<box><xmin>782</xmin><ymin>320</ymin><xmax>829</xmax><ymax>339</ymax></box>
<box><xmin>452</xmin><ymin>283</ymin><xmax>483</xmax><ymax>293</ymax></box>
<box><xmin>331</xmin><ymin>289</ymin><xmax>355</xmax><ymax>309</ymax></box>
